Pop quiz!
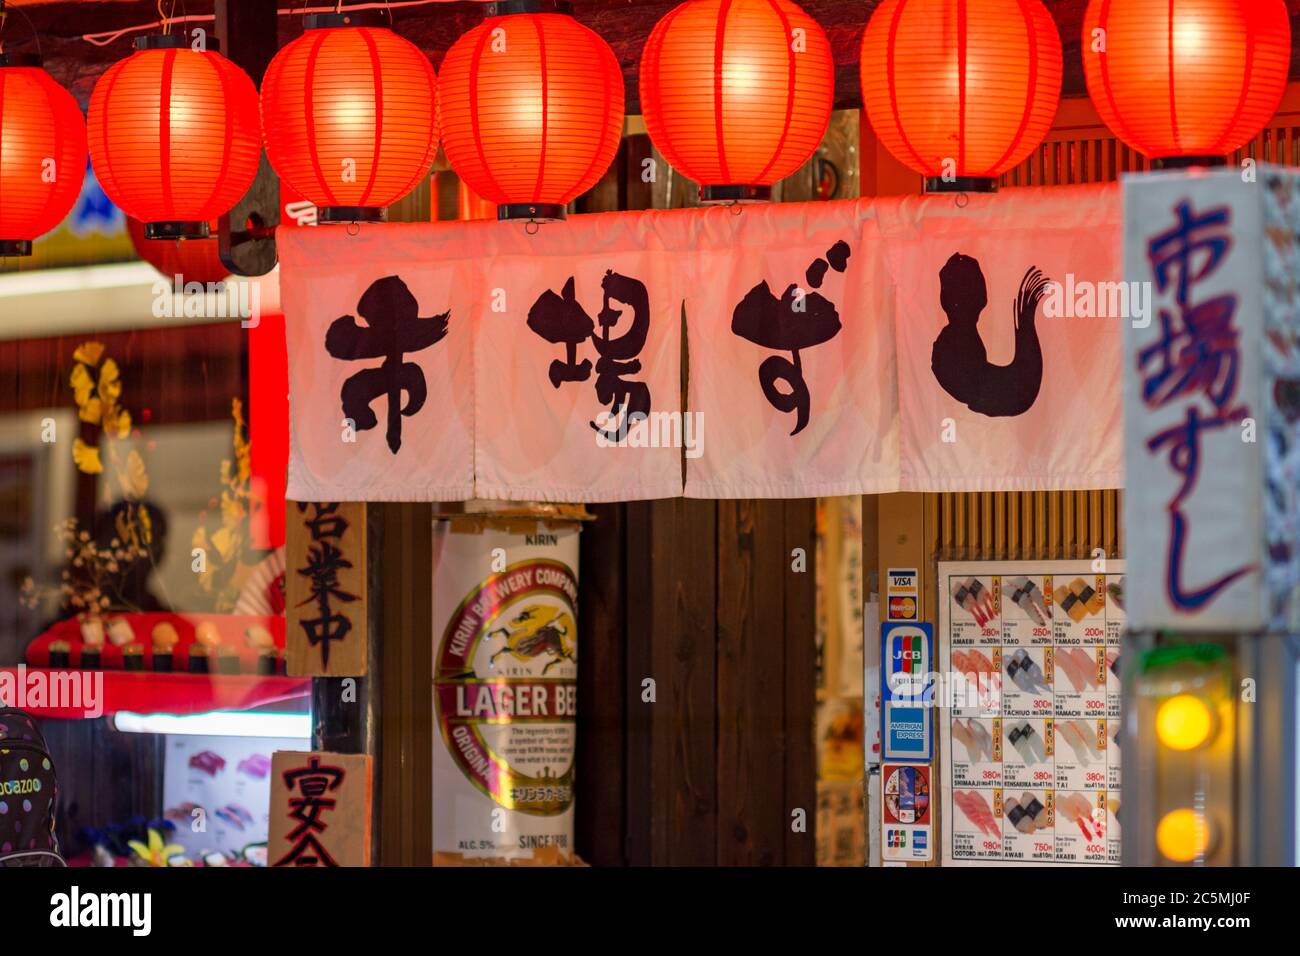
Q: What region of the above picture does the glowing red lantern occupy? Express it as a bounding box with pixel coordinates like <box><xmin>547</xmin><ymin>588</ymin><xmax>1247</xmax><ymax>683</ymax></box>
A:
<box><xmin>127</xmin><ymin>217</ymin><xmax>229</xmax><ymax>285</ymax></box>
<box><xmin>0</xmin><ymin>54</ymin><xmax>88</xmax><ymax>256</ymax></box>
<box><xmin>88</xmin><ymin>35</ymin><xmax>260</xmax><ymax>240</ymax></box>
<box><xmin>438</xmin><ymin>0</ymin><xmax>624</xmax><ymax>222</ymax></box>
<box><xmin>860</xmin><ymin>0</ymin><xmax>1063</xmax><ymax>192</ymax></box>
<box><xmin>639</xmin><ymin>0</ymin><xmax>834</xmax><ymax>203</ymax></box>
<box><xmin>1082</xmin><ymin>0</ymin><xmax>1290</xmax><ymax>163</ymax></box>
<box><xmin>261</xmin><ymin>11</ymin><xmax>440</xmax><ymax>224</ymax></box>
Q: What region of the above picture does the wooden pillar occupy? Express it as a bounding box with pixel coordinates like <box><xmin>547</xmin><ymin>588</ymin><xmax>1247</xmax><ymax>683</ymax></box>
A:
<box><xmin>373</xmin><ymin>177</ymin><xmax>436</xmax><ymax>866</ymax></box>
<box><xmin>214</xmin><ymin>0</ymin><xmax>279</xmax><ymax>276</ymax></box>
<box><xmin>298</xmin><ymin>178</ymin><xmax>438</xmax><ymax>866</ymax></box>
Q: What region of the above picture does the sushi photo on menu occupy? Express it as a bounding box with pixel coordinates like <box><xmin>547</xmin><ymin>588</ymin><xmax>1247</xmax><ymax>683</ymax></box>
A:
<box><xmin>1001</xmin><ymin>789</ymin><xmax>1054</xmax><ymax>862</ymax></box>
<box><xmin>1055</xmin><ymin>718</ymin><xmax>1108</xmax><ymax>793</ymax></box>
<box><xmin>1054</xmin><ymin>791</ymin><xmax>1109</xmax><ymax>865</ymax></box>
<box><xmin>950</xmin><ymin>716</ymin><xmax>1000</xmax><ymax>788</ymax></box>
<box><xmin>1002</xmin><ymin>718</ymin><xmax>1053</xmax><ymax>790</ymax></box>
<box><xmin>1052</xmin><ymin>575</ymin><xmax>1107</xmax><ymax>645</ymax></box>
<box><xmin>951</xmin><ymin>789</ymin><xmax>1002</xmax><ymax>861</ymax></box>
<box><xmin>1001</xmin><ymin>575</ymin><xmax>1053</xmax><ymax>644</ymax></box>
<box><xmin>1002</xmin><ymin>646</ymin><xmax>1052</xmax><ymax>719</ymax></box>
<box><xmin>951</xmin><ymin>646</ymin><xmax>1001</xmax><ymax>713</ymax></box>
<box><xmin>950</xmin><ymin>577</ymin><xmax>999</xmax><ymax>641</ymax></box>
<box><xmin>1053</xmin><ymin>645</ymin><xmax>1108</xmax><ymax>719</ymax></box>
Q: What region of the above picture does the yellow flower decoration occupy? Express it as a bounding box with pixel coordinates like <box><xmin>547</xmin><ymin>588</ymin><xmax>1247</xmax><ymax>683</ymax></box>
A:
<box><xmin>192</xmin><ymin>398</ymin><xmax>258</xmax><ymax>610</ymax></box>
<box><xmin>72</xmin><ymin>341</ymin><xmax>105</xmax><ymax>366</ymax></box>
<box><xmin>71</xmin><ymin>439</ymin><xmax>103</xmax><ymax>474</ymax></box>
<box><xmin>70</xmin><ymin>364</ymin><xmax>97</xmax><ymax>419</ymax></box>
<box><xmin>120</xmin><ymin>449</ymin><xmax>149</xmax><ymax>498</ymax></box>
<box><xmin>69</xmin><ymin>342</ymin><xmax>132</xmax><ymax>446</ymax></box>
<box><xmin>127</xmin><ymin>828</ymin><xmax>184</xmax><ymax>867</ymax></box>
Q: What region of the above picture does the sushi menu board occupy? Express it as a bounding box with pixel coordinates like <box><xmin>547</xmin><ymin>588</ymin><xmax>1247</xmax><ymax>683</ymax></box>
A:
<box><xmin>938</xmin><ymin>560</ymin><xmax>1124</xmax><ymax>867</ymax></box>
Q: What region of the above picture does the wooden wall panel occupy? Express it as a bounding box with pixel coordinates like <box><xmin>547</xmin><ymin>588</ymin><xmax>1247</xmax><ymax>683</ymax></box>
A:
<box><xmin>716</xmin><ymin>500</ymin><xmax>787</xmax><ymax>866</ymax></box>
<box><xmin>621</xmin><ymin>500</ymin><xmax>653</xmax><ymax>867</ymax></box>
<box><xmin>375</xmin><ymin>501</ymin><xmax>433</xmax><ymax>866</ymax></box>
<box><xmin>646</xmin><ymin>498</ymin><xmax>718</xmax><ymax>866</ymax></box>
<box><xmin>576</xmin><ymin>502</ymin><xmax>628</xmax><ymax>866</ymax></box>
<box><xmin>580</xmin><ymin>496</ymin><xmax>817</xmax><ymax>867</ymax></box>
<box><xmin>782</xmin><ymin>498</ymin><xmax>818</xmax><ymax>866</ymax></box>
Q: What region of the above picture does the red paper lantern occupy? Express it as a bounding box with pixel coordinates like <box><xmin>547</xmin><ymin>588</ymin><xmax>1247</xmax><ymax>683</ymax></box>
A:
<box><xmin>88</xmin><ymin>35</ymin><xmax>260</xmax><ymax>241</ymax></box>
<box><xmin>1082</xmin><ymin>0</ymin><xmax>1290</xmax><ymax>162</ymax></box>
<box><xmin>639</xmin><ymin>0</ymin><xmax>834</xmax><ymax>203</ymax></box>
<box><xmin>127</xmin><ymin>217</ymin><xmax>229</xmax><ymax>285</ymax></box>
<box><xmin>0</xmin><ymin>54</ymin><xmax>88</xmax><ymax>256</ymax></box>
<box><xmin>261</xmin><ymin>11</ymin><xmax>440</xmax><ymax>224</ymax></box>
<box><xmin>438</xmin><ymin>1</ymin><xmax>624</xmax><ymax>222</ymax></box>
<box><xmin>860</xmin><ymin>0</ymin><xmax>1063</xmax><ymax>191</ymax></box>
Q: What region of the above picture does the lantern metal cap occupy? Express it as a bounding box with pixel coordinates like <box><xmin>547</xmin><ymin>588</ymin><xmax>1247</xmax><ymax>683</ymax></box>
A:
<box><xmin>144</xmin><ymin>221</ymin><xmax>211</xmax><ymax>241</ymax></box>
<box><xmin>305</xmin><ymin>11</ymin><xmax>386</xmax><ymax>30</ymax></box>
<box><xmin>135</xmin><ymin>33</ymin><xmax>220</xmax><ymax>52</ymax></box>
<box><xmin>1151</xmin><ymin>155</ymin><xmax>1228</xmax><ymax>171</ymax></box>
<box><xmin>318</xmin><ymin>206</ymin><xmax>388</xmax><ymax>225</ymax></box>
<box><xmin>0</xmin><ymin>53</ymin><xmax>41</xmax><ymax>68</ymax></box>
<box><xmin>486</xmin><ymin>0</ymin><xmax>573</xmax><ymax>17</ymax></box>
<box><xmin>925</xmin><ymin>176</ymin><xmax>997</xmax><ymax>194</ymax></box>
<box><xmin>0</xmin><ymin>239</ymin><xmax>33</xmax><ymax>257</ymax></box>
<box><xmin>700</xmin><ymin>184</ymin><xmax>771</xmax><ymax>205</ymax></box>
<box><xmin>498</xmin><ymin>202</ymin><xmax>566</xmax><ymax>223</ymax></box>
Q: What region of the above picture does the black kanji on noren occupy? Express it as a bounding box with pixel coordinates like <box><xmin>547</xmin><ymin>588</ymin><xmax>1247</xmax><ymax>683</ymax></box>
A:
<box><xmin>732</xmin><ymin>241</ymin><xmax>851</xmax><ymax>436</ymax></box>
<box><xmin>527</xmin><ymin>269</ymin><xmax>652</xmax><ymax>441</ymax></box>
<box><xmin>325</xmin><ymin>275</ymin><xmax>449</xmax><ymax>453</ymax></box>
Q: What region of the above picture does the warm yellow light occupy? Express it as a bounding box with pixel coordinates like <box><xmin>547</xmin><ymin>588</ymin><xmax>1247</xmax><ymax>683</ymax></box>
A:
<box><xmin>1156</xmin><ymin>808</ymin><xmax>1212</xmax><ymax>863</ymax></box>
<box><xmin>1156</xmin><ymin>694</ymin><xmax>1214</xmax><ymax>751</ymax></box>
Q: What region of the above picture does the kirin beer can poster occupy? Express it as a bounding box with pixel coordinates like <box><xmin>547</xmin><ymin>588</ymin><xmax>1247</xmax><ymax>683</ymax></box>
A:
<box><xmin>432</xmin><ymin>521</ymin><xmax>579</xmax><ymax>862</ymax></box>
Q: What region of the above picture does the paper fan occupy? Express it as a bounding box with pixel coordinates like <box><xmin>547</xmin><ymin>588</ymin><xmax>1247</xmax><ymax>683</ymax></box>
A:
<box><xmin>235</xmin><ymin>548</ymin><xmax>286</xmax><ymax>616</ymax></box>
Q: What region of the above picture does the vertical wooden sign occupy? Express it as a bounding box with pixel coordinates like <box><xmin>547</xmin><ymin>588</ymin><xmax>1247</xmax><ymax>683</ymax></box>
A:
<box><xmin>285</xmin><ymin>500</ymin><xmax>368</xmax><ymax>676</ymax></box>
<box><xmin>268</xmin><ymin>751</ymin><xmax>372</xmax><ymax>867</ymax></box>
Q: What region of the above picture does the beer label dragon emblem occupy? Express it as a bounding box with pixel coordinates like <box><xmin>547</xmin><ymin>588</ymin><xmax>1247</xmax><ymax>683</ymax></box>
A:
<box><xmin>434</xmin><ymin>558</ymin><xmax>577</xmax><ymax>816</ymax></box>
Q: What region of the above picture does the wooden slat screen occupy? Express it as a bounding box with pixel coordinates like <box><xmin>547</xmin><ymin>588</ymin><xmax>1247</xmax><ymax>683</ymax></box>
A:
<box><xmin>929</xmin><ymin>490</ymin><xmax>1122</xmax><ymax>564</ymax></box>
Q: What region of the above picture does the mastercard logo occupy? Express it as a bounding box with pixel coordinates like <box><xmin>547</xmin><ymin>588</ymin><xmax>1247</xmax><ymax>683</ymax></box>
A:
<box><xmin>889</xmin><ymin>596</ymin><xmax>917</xmax><ymax>619</ymax></box>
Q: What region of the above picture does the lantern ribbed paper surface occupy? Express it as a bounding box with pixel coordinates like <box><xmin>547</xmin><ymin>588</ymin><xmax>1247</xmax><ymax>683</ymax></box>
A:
<box><xmin>438</xmin><ymin>11</ymin><xmax>624</xmax><ymax>219</ymax></box>
<box><xmin>0</xmin><ymin>59</ymin><xmax>88</xmax><ymax>254</ymax></box>
<box><xmin>261</xmin><ymin>22</ymin><xmax>440</xmax><ymax>217</ymax></box>
<box><xmin>88</xmin><ymin>40</ymin><xmax>260</xmax><ymax>236</ymax></box>
<box><xmin>639</xmin><ymin>0</ymin><xmax>834</xmax><ymax>196</ymax></box>
<box><xmin>860</xmin><ymin>0</ymin><xmax>1063</xmax><ymax>182</ymax></box>
<box><xmin>1082</xmin><ymin>0</ymin><xmax>1290</xmax><ymax>160</ymax></box>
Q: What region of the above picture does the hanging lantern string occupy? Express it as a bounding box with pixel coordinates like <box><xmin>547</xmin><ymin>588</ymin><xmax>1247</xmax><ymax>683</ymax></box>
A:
<box><xmin>0</xmin><ymin>0</ymin><xmax>44</xmax><ymax>58</ymax></box>
<box><xmin>155</xmin><ymin>0</ymin><xmax>187</xmax><ymax>36</ymax></box>
<box><xmin>82</xmin><ymin>0</ymin><xmax>449</xmax><ymax>47</ymax></box>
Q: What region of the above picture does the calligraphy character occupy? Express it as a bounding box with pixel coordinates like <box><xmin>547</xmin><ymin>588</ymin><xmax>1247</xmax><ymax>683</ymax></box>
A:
<box><xmin>325</xmin><ymin>275</ymin><xmax>448</xmax><ymax>454</ymax></box>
